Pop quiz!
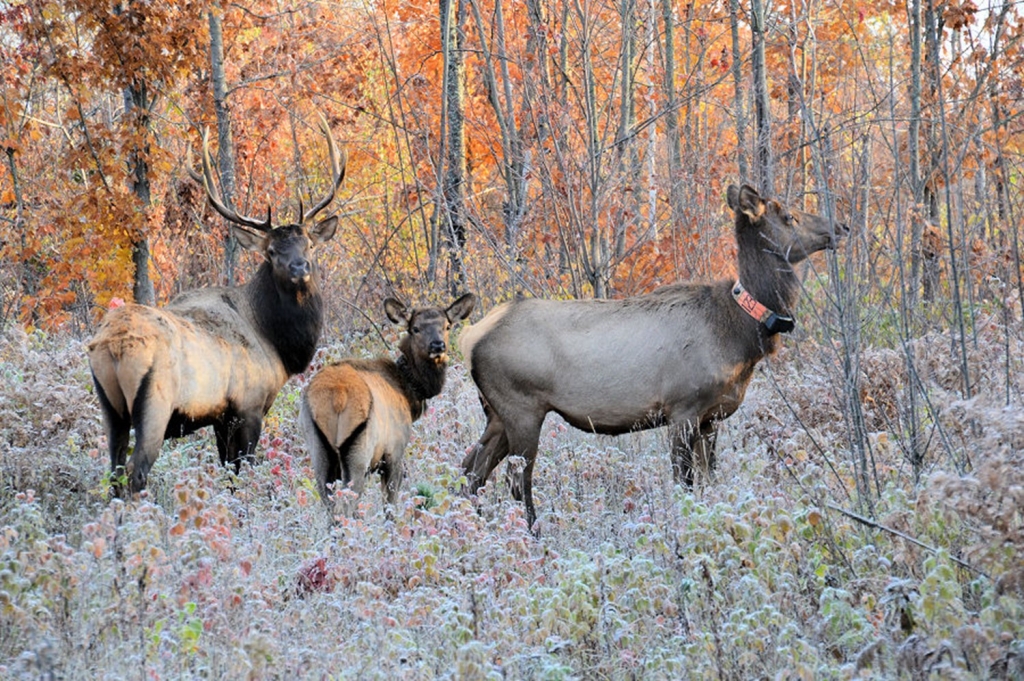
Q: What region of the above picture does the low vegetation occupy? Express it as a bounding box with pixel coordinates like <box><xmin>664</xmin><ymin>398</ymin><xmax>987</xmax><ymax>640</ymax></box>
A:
<box><xmin>1</xmin><ymin>315</ymin><xmax>1022</xmax><ymax>679</ymax></box>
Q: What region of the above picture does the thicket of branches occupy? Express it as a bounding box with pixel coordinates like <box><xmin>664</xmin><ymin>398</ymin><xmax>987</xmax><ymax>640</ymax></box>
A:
<box><xmin>1</xmin><ymin>1</ymin><xmax>1023</xmax><ymax>676</ymax></box>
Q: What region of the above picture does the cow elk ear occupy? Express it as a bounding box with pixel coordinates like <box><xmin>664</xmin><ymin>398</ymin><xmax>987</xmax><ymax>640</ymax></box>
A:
<box><xmin>446</xmin><ymin>293</ymin><xmax>477</xmax><ymax>323</ymax></box>
<box><xmin>384</xmin><ymin>298</ymin><xmax>409</xmax><ymax>325</ymax></box>
<box><xmin>309</xmin><ymin>215</ymin><xmax>338</xmax><ymax>246</ymax></box>
<box><xmin>728</xmin><ymin>184</ymin><xmax>765</xmax><ymax>222</ymax></box>
<box><xmin>232</xmin><ymin>226</ymin><xmax>267</xmax><ymax>253</ymax></box>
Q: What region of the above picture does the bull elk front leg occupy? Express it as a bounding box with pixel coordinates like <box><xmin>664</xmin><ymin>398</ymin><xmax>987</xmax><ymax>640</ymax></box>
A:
<box><xmin>213</xmin><ymin>415</ymin><xmax>264</xmax><ymax>469</ymax></box>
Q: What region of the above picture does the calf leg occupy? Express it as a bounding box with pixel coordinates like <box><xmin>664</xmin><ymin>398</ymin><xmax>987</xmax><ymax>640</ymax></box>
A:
<box><xmin>379</xmin><ymin>455</ymin><xmax>404</xmax><ymax>520</ymax></box>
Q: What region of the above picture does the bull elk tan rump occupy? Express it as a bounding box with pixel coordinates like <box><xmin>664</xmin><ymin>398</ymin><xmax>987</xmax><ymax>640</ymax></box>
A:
<box><xmin>88</xmin><ymin>117</ymin><xmax>347</xmax><ymax>495</ymax></box>
<box><xmin>460</xmin><ymin>184</ymin><xmax>849</xmax><ymax>530</ymax></box>
<box><xmin>300</xmin><ymin>294</ymin><xmax>476</xmax><ymax>516</ymax></box>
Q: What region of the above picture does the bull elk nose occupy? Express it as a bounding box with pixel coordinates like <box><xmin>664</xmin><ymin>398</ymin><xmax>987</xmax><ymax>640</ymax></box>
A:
<box><xmin>429</xmin><ymin>339</ymin><xmax>446</xmax><ymax>355</ymax></box>
<box><xmin>289</xmin><ymin>260</ymin><xmax>312</xmax><ymax>280</ymax></box>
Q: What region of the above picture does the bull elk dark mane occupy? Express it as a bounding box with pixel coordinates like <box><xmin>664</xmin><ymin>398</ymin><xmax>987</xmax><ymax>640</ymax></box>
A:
<box><xmin>459</xmin><ymin>184</ymin><xmax>848</xmax><ymax>530</ymax></box>
<box><xmin>88</xmin><ymin>116</ymin><xmax>347</xmax><ymax>495</ymax></box>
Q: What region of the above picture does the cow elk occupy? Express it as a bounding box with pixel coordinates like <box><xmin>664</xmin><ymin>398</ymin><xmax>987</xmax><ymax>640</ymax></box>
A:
<box><xmin>299</xmin><ymin>294</ymin><xmax>476</xmax><ymax>517</ymax></box>
<box><xmin>88</xmin><ymin>118</ymin><xmax>346</xmax><ymax>495</ymax></box>
<box><xmin>460</xmin><ymin>184</ymin><xmax>848</xmax><ymax>529</ymax></box>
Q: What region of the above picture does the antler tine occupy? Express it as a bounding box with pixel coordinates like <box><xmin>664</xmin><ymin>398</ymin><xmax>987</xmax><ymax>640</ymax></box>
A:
<box><xmin>197</xmin><ymin>127</ymin><xmax>273</xmax><ymax>233</ymax></box>
<box><xmin>301</xmin><ymin>113</ymin><xmax>348</xmax><ymax>224</ymax></box>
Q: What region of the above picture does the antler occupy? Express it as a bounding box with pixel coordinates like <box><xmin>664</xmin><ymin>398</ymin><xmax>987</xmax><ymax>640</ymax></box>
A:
<box><xmin>301</xmin><ymin>113</ymin><xmax>348</xmax><ymax>224</ymax></box>
<box><xmin>188</xmin><ymin>128</ymin><xmax>273</xmax><ymax>233</ymax></box>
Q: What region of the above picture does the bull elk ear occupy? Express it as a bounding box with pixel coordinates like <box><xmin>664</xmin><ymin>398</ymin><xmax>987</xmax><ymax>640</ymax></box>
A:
<box><xmin>727</xmin><ymin>184</ymin><xmax>765</xmax><ymax>222</ymax></box>
<box><xmin>384</xmin><ymin>298</ymin><xmax>409</xmax><ymax>325</ymax></box>
<box><xmin>446</xmin><ymin>293</ymin><xmax>477</xmax><ymax>323</ymax></box>
<box><xmin>232</xmin><ymin>226</ymin><xmax>268</xmax><ymax>253</ymax></box>
<box><xmin>309</xmin><ymin>215</ymin><xmax>338</xmax><ymax>246</ymax></box>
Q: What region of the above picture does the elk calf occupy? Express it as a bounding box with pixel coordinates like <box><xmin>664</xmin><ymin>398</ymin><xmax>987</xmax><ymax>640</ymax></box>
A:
<box><xmin>460</xmin><ymin>184</ymin><xmax>848</xmax><ymax>529</ymax></box>
<box><xmin>300</xmin><ymin>294</ymin><xmax>476</xmax><ymax>516</ymax></box>
<box><xmin>88</xmin><ymin>118</ymin><xmax>346</xmax><ymax>495</ymax></box>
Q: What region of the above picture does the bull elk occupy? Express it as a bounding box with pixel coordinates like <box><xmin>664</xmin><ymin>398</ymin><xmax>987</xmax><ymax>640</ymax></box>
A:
<box><xmin>299</xmin><ymin>294</ymin><xmax>476</xmax><ymax>516</ymax></box>
<box><xmin>460</xmin><ymin>184</ymin><xmax>848</xmax><ymax>529</ymax></box>
<box><xmin>88</xmin><ymin>118</ymin><xmax>346</xmax><ymax>495</ymax></box>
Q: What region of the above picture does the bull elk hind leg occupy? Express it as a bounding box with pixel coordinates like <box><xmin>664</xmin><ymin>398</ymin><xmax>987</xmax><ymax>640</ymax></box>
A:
<box><xmin>125</xmin><ymin>371</ymin><xmax>177</xmax><ymax>493</ymax></box>
<box><xmin>91</xmin><ymin>374</ymin><xmax>131</xmax><ymax>494</ymax></box>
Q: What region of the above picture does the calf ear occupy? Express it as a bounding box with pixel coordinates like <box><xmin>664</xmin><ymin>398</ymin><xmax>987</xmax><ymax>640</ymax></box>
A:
<box><xmin>446</xmin><ymin>293</ymin><xmax>477</xmax><ymax>323</ymax></box>
<box><xmin>231</xmin><ymin>226</ymin><xmax>267</xmax><ymax>253</ymax></box>
<box><xmin>309</xmin><ymin>215</ymin><xmax>338</xmax><ymax>245</ymax></box>
<box><xmin>727</xmin><ymin>184</ymin><xmax>765</xmax><ymax>222</ymax></box>
<box><xmin>384</xmin><ymin>298</ymin><xmax>408</xmax><ymax>325</ymax></box>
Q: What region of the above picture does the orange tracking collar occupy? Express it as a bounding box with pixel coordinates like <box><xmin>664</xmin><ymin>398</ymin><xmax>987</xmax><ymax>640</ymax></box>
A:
<box><xmin>732</xmin><ymin>281</ymin><xmax>795</xmax><ymax>335</ymax></box>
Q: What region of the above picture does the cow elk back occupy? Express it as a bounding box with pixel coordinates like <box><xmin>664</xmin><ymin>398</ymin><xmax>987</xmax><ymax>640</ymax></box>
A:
<box><xmin>300</xmin><ymin>293</ymin><xmax>476</xmax><ymax>517</ymax></box>
<box><xmin>460</xmin><ymin>184</ymin><xmax>848</xmax><ymax>530</ymax></box>
<box><xmin>88</xmin><ymin>117</ymin><xmax>347</xmax><ymax>495</ymax></box>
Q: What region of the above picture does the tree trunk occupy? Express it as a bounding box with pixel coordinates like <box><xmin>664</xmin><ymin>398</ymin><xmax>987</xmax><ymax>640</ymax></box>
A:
<box><xmin>437</xmin><ymin>0</ymin><xmax>468</xmax><ymax>296</ymax></box>
<box><xmin>661</xmin><ymin>0</ymin><xmax>684</xmax><ymax>237</ymax></box>
<box><xmin>921</xmin><ymin>0</ymin><xmax>942</xmax><ymax>303</ymax></box>
<box><xmin>5</xmin><ymin>145</ymin><xmax>37</xmax><ymax>326</ymax></box>
<box><xmin>908</xmin><ymin>0</ymin><xmax>924</xmax><ymax>311</ymax></box>
<box><xmin>469</xmin><ymin>0</ymin><xmax>528</xmax><ymax>257</ymax></box>
<box><xmin>614</xmin><ymin>0</ymin><xmax>637</xmax><ymax>259</ymax></box>
<box><xmin>208</xmin><ymin>5</ymin><xmax>240</xmax><ymax>286</ymax></box>
<box><xmin>750</xmin><ymin>0</ymin><xmax>773</xmax><ymax>194</ymax></box>
<box><xmin>729</xmin><ymin>0</ymin><xmax>748</xmax><ymax>184</ymax></box>
<box><xmin>123</xmin><ymin>81</ymin><xmax>155</xmax><ymax>306</ymax></box>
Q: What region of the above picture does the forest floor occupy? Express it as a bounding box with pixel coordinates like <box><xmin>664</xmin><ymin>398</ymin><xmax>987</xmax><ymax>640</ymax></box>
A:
<box><xmin>1</xmin><ymin>318</ymin><xmax>1022</xmax><ymax>679</ymax></box>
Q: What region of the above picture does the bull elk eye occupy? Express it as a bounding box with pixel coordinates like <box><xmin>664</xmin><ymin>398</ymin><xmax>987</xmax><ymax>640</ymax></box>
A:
<box><xmin>412</xmin><ymin>326</ymin><xmax>420</xmax><ymax>334</ymax></box>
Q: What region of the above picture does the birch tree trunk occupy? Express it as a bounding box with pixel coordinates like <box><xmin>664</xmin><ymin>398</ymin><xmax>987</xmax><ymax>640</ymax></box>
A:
<box><xmin>208</xmin><ymin>5</ymin><xmax>240</xmax><ymax>286</ymax></box>
<box><xmin>436</xmin><ymin>0</ymin><xmax>468</xmax><ymax>294</ymax></box>
<box><xmin>729</xmin><ymin>0</ymin><xmax>748</xmax><ymax>184</ymax></box>
<box><xmin>750</xmin><ymin>0</ymin><xmax>773</xmax><ymax>194</ymax></box>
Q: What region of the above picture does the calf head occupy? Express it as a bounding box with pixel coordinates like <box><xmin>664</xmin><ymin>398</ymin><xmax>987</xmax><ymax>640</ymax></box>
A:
<box><xmin>385</xmin><ymin>293</ymin><xmax>477</xmax><ymax>367</ymax></box>
<box><xmin>728</xmin><ymin>184</ymin><xmax>848</xmax><ymax>264</ymax></box>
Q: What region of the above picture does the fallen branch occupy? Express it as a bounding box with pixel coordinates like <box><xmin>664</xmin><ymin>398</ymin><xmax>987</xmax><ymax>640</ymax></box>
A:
<box><xmin>825</xmin><ymin>503</ymin><xmax>988</xmax><ymax>578</ymax></box>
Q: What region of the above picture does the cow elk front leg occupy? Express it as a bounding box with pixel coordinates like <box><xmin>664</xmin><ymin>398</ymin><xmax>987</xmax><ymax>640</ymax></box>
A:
<box><xmin>670</xmin><ymin>420</ymin><xmax>719</xmax><ymax>488</ymax></box>
<box><xmin>503</xmin><ymin>415</ymin><xmax>545</xmax><ymax>532</ymax></box>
